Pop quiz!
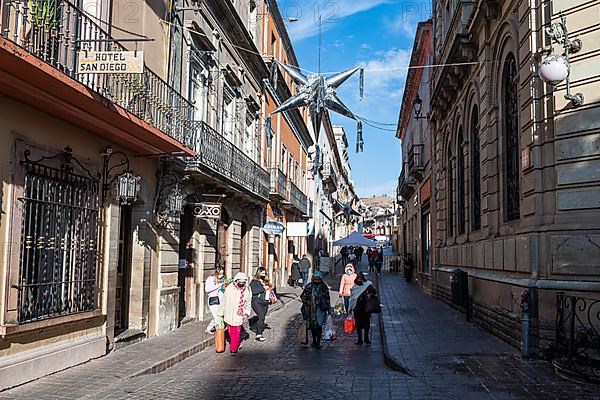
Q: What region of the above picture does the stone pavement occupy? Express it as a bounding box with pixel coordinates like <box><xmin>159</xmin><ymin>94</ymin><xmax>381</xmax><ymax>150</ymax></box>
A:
<box><xmin>0</xmin><ymin>285</ymin><xmax>301</xmax><ymax>398</ymax></box>
<box><xmin>2</xmin><ymin>268</ymin><xmax>599</xmax><ymax>399</ymax></box>
<box><xmin>377</xmin><ymin>272</ymin><xmax>600</xmax><ymax>399</ymax></box>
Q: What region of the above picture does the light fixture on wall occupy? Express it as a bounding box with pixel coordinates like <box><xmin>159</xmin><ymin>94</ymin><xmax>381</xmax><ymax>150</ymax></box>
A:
<box><xmin>413</xmin><ymin>93</ymin><xmax>427</xmax><ymax>120</ymax></box>
<box><xmin>101</xmin><ymin>146</ymin><xmax>141</xmax><ymax>205</ymax></box>
<box><xmin>538</xmin><ymin>11</ymin><xmax>583</xmax><ymax>106</ymax></box>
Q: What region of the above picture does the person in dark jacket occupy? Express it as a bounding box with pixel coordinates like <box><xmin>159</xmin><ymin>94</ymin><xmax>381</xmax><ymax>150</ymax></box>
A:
<box><xmin>250</xmin><ymin>268</ymin><xmax>270</xmax><ymax>342</ymax></box>
<box><xmin>290</xmin><ymin>255</ymin><xmax>301</xmax><ymax>287</ymax></box>
<box><xmin>348</xmin><ymin>272</ymin><xmax>377</xmax><ymax>345</ymax></box>
<box><xmin>300</xmin><ymin>271</ymin><xmax>330</xmax><ymax>349</ymax></box>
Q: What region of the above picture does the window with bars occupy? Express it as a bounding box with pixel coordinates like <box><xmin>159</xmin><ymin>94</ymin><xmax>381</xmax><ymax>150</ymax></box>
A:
<box><xmin>503</xmin><ymin>53</ymin><xmax>520</xmax><ymax>221</ymax></box>
<box><xmin>457</xmin><ymin>130</ymin><xmax>466</xmax><ymax>235</ymax></box>
<box><xmin>16</xmin><ymin>150</ymin><xmax>99</xmax><ymax>323</ymax></box>
<box><xmin>471</xmin><ymin>106</ymin><xmax>481</xmax><ymax>231</ymax></box>
<box><xmin>447</xmin><ymin>144</ymin><xmax>454</xmax><ymax>237</ymax></box>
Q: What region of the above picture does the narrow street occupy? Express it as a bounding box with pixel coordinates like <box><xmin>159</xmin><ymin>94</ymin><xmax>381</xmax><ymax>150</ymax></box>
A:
<box><xmin>1</xmin><ymin>260</ymin><xmax>597</xmax><ymax>399</ymax></box>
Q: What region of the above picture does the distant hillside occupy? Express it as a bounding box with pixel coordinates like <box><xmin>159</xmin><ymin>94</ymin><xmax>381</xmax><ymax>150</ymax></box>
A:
<box><xmin>360</xmin><ymin>196</ymin><xmax>393</xmax><ymax>207</ymax></box>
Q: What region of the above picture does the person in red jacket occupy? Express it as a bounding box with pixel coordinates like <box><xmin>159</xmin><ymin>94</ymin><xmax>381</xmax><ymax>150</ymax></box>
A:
<box><xmin>338</xmin><ymin>264</ymin><xmax>357</xmax><ymax>313</ymax></box>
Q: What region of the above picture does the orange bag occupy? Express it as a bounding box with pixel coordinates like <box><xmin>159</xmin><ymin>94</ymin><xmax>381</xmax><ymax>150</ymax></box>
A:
<box><xmin>344</xmin><ymin>316</ymin><xmax>355</xmax><ymax>333</ymax></box>
<box><xmin>215</xmin><ymin>328</ymin><xmax>225</xmax><ymax>353</ymax></box>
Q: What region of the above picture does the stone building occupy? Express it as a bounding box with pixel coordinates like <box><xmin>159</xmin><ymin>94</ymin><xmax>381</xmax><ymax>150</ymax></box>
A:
<box><xmin>396</xmin><ymin>21</ymin><xmax>435</xmax><ymax>290</ymax></box>
<box><xmin>429</xmin><ymin>0</ymin><xmax>600</xmax><ymax>360</ymax></box>
<box><xmin>332</xmin><ymin>126</ymin><xmax>359</xmax><ymax>243</ymax></box>
<box><xmin>0</xmin><ymin>0</ymin><xmax>196</xmax><ymax>387</ymax></box>
<box><xmin>260</xmin><ymin>0</ymin><xmax>312</xmax><ymax>288</ymax></box>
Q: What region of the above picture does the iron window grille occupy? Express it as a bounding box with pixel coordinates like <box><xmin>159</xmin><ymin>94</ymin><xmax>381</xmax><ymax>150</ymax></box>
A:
<box><xmin>447</xmin><ymin>145</ymin><xmax>454</xmax><ymax>237</ymax></box>
<box><xmin>16</xmin><ymin>148</ymin><xmax>100</xmax><ymax>323</ymax></box>
<box><xmin>503</xmin><ymin>53</ymin><xmax>520</xmax><ymax>221</ymax></box>
<box><xmin>457</xmin><ymin>131</ymin><xmax>466</xmax><ymax>235</ymax></box>
<box><xmin>471</xmin><ymin>106</ymin><xmax>481</xmax><ymax>231</ymax></box>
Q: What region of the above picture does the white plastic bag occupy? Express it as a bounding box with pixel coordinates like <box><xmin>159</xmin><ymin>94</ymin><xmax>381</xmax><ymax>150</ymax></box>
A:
<box><xmin>322</xmin><ymin>314</ymin><xmax>336</xmax><ymax>341</ymax></box>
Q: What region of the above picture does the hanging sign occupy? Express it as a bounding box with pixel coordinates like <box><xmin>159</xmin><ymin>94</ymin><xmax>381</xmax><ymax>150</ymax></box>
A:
<box><xmin>77</xmin><ymin>51</ymin><xmax>144</xmax><ymax>74</ymax></box>
<box><xmin>263</xmin><ymin>220</ymin><xmax>285</xmax><ymax>236</ymax></box>
<box><xmin>193</xmin><ymin>203</ymin><xmax>221</xmax><ymax>219</ymax></box>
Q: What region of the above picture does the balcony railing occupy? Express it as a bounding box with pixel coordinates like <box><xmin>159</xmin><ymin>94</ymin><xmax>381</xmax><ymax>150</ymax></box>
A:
<box><xmin>189</xmin><ymin>121</ymin><xmax>269</xmax><ymax>200</ymax></box>
<box><xmin>288</xmin><ymin>180</ymin><xmax>308</xmax><ymax>215</ymax></box>
<box><xmin>2</xmin><ymin>0</ymin><xmax>194</xmax><ymax>149</ymax></box>
<box><xmin>398</xmin><ymin>163</ymin><xmax>416</xmax><ymax>198</ymax></box>
<box><xmin>269</xmin><ymin>168</ymin><xmax>288</xmax><ymax>199</ymax></box>
<box><xmin>408</xmin><ymin>143</ymin><xmax>424</xmax><ymax>180</ymax></box>
<box><xmin>322</xmin><ymin>161</ymin><xmax>338</xmax><ymax>192</ymax></box>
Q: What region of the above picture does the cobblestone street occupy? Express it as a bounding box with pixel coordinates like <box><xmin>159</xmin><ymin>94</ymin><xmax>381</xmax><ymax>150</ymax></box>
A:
<box><xmin>2</xmin><ymin>263</ymin><xmax>599</xmax><ymax>399</ymax></box>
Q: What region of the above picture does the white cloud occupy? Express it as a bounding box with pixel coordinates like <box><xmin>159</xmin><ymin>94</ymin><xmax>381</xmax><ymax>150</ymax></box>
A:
<box><xmin>382</xmin><ymin>1</ymin><xmax>431</xmax><ymax>38</ymax></box>
<box><xmin>282</xmin><ymin>0</ymin><xmax>394</xmax><ymax>41</ymax></box>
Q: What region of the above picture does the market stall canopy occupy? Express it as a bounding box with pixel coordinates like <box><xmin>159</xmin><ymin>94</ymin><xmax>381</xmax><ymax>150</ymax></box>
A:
<box><xmin>333</xmin><ymin>232</ymin><xmax>376</xmax><ymax>247</ymax></box>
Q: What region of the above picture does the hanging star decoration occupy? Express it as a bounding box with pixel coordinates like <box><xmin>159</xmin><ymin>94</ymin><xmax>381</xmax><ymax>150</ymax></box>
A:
<box><xmin>265</xmin><ymin>60</ymin><xmax>365</xmax><ymax>153</ymax></box>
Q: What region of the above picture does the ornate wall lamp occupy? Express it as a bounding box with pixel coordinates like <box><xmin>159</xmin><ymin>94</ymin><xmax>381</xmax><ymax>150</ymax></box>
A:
<box><xmin>155</xmin><ymin>170</ymin><xmax>185</xmax><ymax>221</ymax></box>
<box><xmin>413</xmin><ymin>93</ymin><xmax>427</xmax><ymax>120</ymax></box>
<box><xmin>101</xmin><ymin>146</ymin><xmax>141</xmax><ymax>205</ymax></box>
<box><xmin>539</xmin><ymin>11</ymin><xmax>583</xmax><ymax>106</ymax></box>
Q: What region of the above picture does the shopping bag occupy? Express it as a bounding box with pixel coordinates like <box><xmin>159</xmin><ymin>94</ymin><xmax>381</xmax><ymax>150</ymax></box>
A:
<box><xmin>322</xmin><ymin>314</ymin><xmax>336</xmax><ymax>340</ymax></box>
<box><xmin>297</xmin><ymin>320</ymin><xmax>308</xmax><ymax>344</ymax></box>
<box><xmin>344</xmin><ymin>315</ymin><xmax>355</xmax><ymax>333</ymax></box>
<box><xmin>215</xmin><ymin>328</ymin><xmax>226</xmax><ymax>353</ymax></box>
<box><xmin>333</xmin><ymin>297</ymin><xmax>345</xmax><ymax>316</ymax></box>
<box><xmin>365</xmin><ymin>294</ymin><xmax>382</xmax><ymax>314</ymax></box>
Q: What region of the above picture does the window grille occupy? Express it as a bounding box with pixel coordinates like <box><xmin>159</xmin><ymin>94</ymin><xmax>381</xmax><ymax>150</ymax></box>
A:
<box><xmin>503</xmin><ymin>53</ymin><xmax>520</xmax><ymax>221</ymax></box>
<box><xmin>16</xmin><ymin>149</ymin><xmax>99</xmax><ymax>323</ymax></box>
<box><xmin>471</xmin><ymin>106</ymin><xmax>481</xmax><ymax>230</ymax></box>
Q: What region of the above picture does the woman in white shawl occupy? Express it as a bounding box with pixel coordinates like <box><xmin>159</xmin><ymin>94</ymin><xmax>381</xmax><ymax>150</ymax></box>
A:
<box><xmin>218</xmin><ymin>272</ymin><xmax>252</xmax><ymax>355</ymax></box>
<box><xmin>347</xmin><ymin>272</ymin><xmax>378</xmax><ymax>345</ymax></box>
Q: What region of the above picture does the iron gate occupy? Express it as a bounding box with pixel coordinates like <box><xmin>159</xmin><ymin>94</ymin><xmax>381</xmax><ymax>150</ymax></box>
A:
<box><xmin>16</xmin><ymin>148</ymin><xmax>100</xmax><ymax>323</ymax></box>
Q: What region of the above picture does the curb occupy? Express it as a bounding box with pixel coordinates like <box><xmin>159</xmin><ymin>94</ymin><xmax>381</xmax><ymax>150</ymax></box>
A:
<box><xmin>374</xmin><ymin>274</ymin><xmax>414</xmax><ymax>376</ymax></box>
<box><xmin>129</xmin><ymin>289</ymin><xmax>301</xmax><ymax>378</ymax></box>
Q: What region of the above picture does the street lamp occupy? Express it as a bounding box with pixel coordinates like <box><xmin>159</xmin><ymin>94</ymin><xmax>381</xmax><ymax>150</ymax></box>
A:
<box><xmin>538</xmin><ymin>11</ymin><xmax>583</xmax><ymax>106</ymax></box>
<box><xmin>413</xmin><ymin>93</ymin><xmax>426</xmax><ymax>120</ymax></box>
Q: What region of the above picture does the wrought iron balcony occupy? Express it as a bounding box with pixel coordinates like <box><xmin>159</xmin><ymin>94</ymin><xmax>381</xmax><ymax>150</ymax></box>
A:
<box><xmin>288</xmin><ymin>180</ymin><xmax>308</xmax><ymax>215</ymax></box>
<box><xmin>187</xmin><ymin>121</ymin><xmax>269</xmax><ymax>201</ymax></box>
<box><xmin>2</xmin><ymin>0</ymin><xmax>195</xmax><ymax>150</ymax></box>
<box><xmin>269</xmin><ymin>168</ymin><xmax>288</xmax><ymax>200</ymax></box>
<box><xmin>398</xmin><ymin>163</ymin><xmax>417</xmax><ymax>198</ymax></box>
<box><xmin>322</xmin><ymin>161</ymin><xmax>338</xmax><ymax>193</ymax></box>
<box><xmin>408</xmin><ymin>143</ymin><xmax>425</xmax><ymax>181</ymax></box>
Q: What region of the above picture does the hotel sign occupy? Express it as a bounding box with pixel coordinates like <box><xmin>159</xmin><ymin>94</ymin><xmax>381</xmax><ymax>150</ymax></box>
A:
<box><xmin>77</xmin><ymin>51</ymin><xmax>144</xmax><ymax>74</ymax></box>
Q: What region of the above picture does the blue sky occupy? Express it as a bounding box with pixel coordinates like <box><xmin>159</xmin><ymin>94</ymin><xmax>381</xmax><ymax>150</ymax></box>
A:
<box><xmin>279</xmin><ymin>0</ymin><xmax>431</xmax><ymax>197</ymax></box>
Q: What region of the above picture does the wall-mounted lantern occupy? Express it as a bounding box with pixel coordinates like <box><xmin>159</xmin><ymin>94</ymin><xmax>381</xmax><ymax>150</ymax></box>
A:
<box><xmin>413</xmin><ymin>93</ymin><xmax>426</xmax><ymax>120</ymax></box>
<box><xmin>155</xmin><ymin>170</ymin><xmax>185</xmax><ymax>221</ymax></box>
<box><xmin>539</xmin><ymin>11</ymin><xmax>583</xmax><ymax>106</ymax></box>
<box><xmin>102</xmin><ymin>146</ymin><xmax>141</xmax><ymax>204</ymax></box>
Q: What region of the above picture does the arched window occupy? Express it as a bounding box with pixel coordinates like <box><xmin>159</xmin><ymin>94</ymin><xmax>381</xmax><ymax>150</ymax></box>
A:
<box><xmin>457</xmin><ymin>129</ymin><xmax>466</xmax><ymax>235</ymax></box>
<box><xmin>471</xmin><ymin>106</ymin><xmax>481</xmax><ymax>230</ymax></box>
<box><xmin>503</xmin><ymin>53</ymin><xmax>520</xmax><ymax>221</ymax></box>
<box><xmin>447</xmin><ymin>143</ymin><xmax>454</xmax><ymax>237</ymax></box>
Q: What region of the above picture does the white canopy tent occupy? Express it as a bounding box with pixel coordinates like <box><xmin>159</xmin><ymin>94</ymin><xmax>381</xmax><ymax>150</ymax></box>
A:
<box><xmin>333</xmin><ymin>232</ymin><xmax>376</xmax><ymax>247</ymax></box>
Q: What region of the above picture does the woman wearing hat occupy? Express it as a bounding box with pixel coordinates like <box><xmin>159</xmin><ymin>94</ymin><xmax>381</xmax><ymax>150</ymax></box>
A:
<box><xmin>300</xmin><ymin>271</ymin><xmax>330</xmax><ymax>349</ymax></box>
<box><xmin>218</xmin><ymin>272</ymin><xmax>252</xmax><ymax>355</ymax></box>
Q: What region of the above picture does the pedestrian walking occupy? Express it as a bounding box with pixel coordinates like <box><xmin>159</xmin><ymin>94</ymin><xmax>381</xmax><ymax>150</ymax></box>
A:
<box><xmin>339</xmin><ymin>264</ymin><xmax>357</xmax><ymax>313</ymax></box>
<box><xmin>376</xmin><ymin>248</ymin><xmax>384</xmax><ymax>276</ymax></box>
<box><xmin>290</xmin><ymin>255</ymin><xmax>301</xmax><ymax>287</ymax></box>
<box><xmin>300</xmin><ymin>271</ymin><xmax>330</xmax><ymax>349</ymax></box>
<box><xmin>369</xmin><ymin>248</ymin><xmax>378</xmax><ymax>274</ymax></box>
<box><xmin>348</xmin><ymin>272</ymin><xmax>378</xmax><ymax>345</ymax></box>
<box><xmin>204</xmin><ymin>267</ymin><xmax>225</xmax><ymax>334</ymax></box>
<box><xmin>218</xmin><ymin>272</ymin><xmax>252</xmax><ymax>356</ymax></box>
<box><xmin>250</xmin><ymin>267</ymin><xmax>270</xmax><ymax>342</ymax></box>
<box><xmin>299</xmin><ymin>254</ymin><xmax>311</xmax><ymax>288</ymax></box>
<box><xmin>340</xmin><ymin>246</ymin><xmax>349</xmax><ymax>267</ymax></box>
<box><xmin>354</xmin><ymin>246</ymin><xmax>364</xmax><ymax>262</ymax></box>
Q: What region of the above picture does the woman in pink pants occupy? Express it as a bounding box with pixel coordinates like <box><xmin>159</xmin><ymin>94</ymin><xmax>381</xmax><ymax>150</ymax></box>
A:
<box><xmin>218</xmin><ymin>272</ymin><xmax>252</xmax><ymax>355</ymax></box>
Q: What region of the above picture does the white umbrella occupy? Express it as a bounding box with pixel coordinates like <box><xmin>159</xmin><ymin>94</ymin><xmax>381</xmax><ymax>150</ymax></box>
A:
<box><xmin>333</xmin><ymin>232</ymin><xmax>376</xmax><ymax>247</ymax></box>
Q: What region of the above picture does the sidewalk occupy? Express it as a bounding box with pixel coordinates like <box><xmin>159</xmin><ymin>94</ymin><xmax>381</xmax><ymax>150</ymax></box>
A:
<box><xmin>0</xmin><ymin>285</ymin><xmax>301</xmax><ymax>397</ymax></box>
<box><xmin>377</xmin><ymin>273</ymin><xmax>598</xmax><ymax>399</ymax></box>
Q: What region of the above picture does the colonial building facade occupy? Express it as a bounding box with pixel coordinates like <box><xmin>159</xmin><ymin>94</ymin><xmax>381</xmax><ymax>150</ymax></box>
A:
<box><xmin>428</xmin><ymin>0</ymin><xmax>600</xmax><ymax>360</ymax></box>
<box><xmin>396</xmin><ymin>21</ymin><xmax>435</xmax><ymax>290</ymax></box>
